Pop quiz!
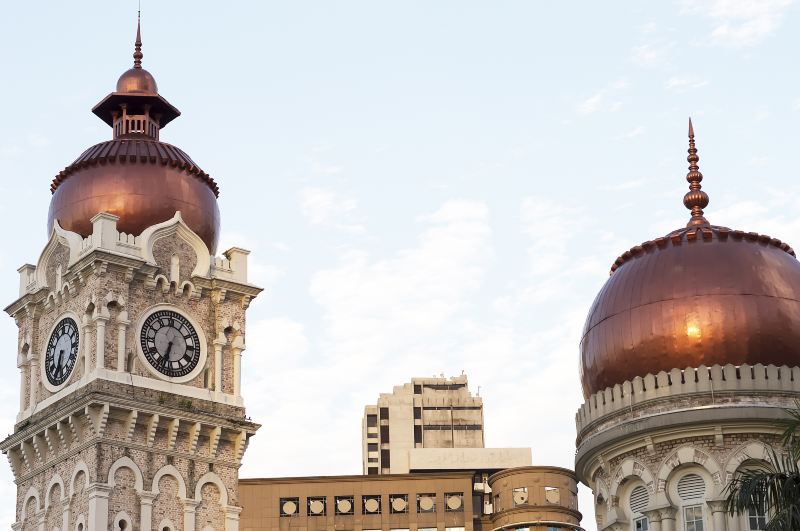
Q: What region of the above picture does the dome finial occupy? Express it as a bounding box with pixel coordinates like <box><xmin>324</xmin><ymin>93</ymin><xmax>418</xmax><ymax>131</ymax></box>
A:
<box><xmin>683</xmin><ymin>117</ymin><xmax>710</xmax><ymax>227</ymax></box>
<box><xmin>133</xmin><ymin>11</ymin><xmax>143</xmax><ymax>69</ymax></box>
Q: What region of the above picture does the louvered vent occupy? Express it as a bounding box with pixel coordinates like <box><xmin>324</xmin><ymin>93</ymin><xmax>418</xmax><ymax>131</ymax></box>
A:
<box><xmin>677</xmin><ymin>474</ymin><xmax>706</xmax><ymax>501</ymax></box>
<box><xmin>630</xmin><ymin>486</ymin><xmax>649</xmax><ymax>514</ymax></box>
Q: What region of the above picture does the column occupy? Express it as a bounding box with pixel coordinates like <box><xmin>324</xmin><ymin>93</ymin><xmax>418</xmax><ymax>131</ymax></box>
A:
<box><xmin>35</xmin><ymin>509</ymin><xmax>45</xmax><ymax>531</ymax></box>
<box><xmin>184</xmin><ymin>499</ymin><xmax>199</xmax><ymax>531</ymax></box>
<box><xmin>87</xmin><ymin>484</ymin><xmax>111</xmax><ymax>531</ymax></box>
<box><xmin>82</xmin><ymin>318</ymin><xmax>92</xmax><ymax>377</ymax></box>
<box><xmin>139</xmin><ymin>491</ymin><xmax>156</xmax><ymax>531</ymax></box>
<box><xmin>232</xmin><ymin>347</ymin><xmax>243</xmax><ymax>397</ymax></box>
<box><xmin>707</xmin><ymin>500</ymin><xmax>728</xmax><ymax>531</ymax></box>
<box><xmin>18</xmin><ymin>361</ymin><xmax>28</xmax><ymax>413</ymax></box>
<box><xmin>225</xmin><ymin>505</ymin><xmax>243</xmax><ymax>531</ymax></box>
<box><xmin>728</xmin><ymin>512</ymin><xmax>741</xmax><ymax>531</ymax></box>
<box><xmin>29</xmin><ymin>357</ymin><xmax>39</xmax><ymax>410</ymax></box>
<box><xmin>61</xmin><ymin>497</ymin><xmax>71</xmax><ymax>531</ymax></box>
<box><xmin>213</xmin><ymin>338</ymin><xmax>226</xmax><ymax>393</ymax></box>
<box><xmin>644</xmin><ymin>509</ymin><xmax>663</xmax><ymax>531</ymax></box>
<box><xmin>94</xmin><ymin>315</ymin><xmax>109</xmax><ymax>370</ymax></box>
<box><xmin>660</xmin><ymin>507</ymin><xmax>677</xmax><ymax>531</ymax></box>
<box><xmin>116</xmin><ymin>317</ymin><xmax>130</xmax><ymax>372</ymax></box>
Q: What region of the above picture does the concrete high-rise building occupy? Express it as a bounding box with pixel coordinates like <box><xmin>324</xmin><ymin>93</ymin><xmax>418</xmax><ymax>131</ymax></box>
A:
<box><xmin>362</xmin><ymin>376</ymin><xmax>530</xmax><ymax>475</ymax></box>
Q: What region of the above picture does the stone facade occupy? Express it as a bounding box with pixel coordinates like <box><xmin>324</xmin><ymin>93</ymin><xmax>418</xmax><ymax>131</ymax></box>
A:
<box><xmin>2</xmin><ymin>212</ymin><xmax>261</xmax><ymax>531</ymax></box>
<box><xmin>575</xmin><ymin>364</ymin><xmax>798</xmax><ymax>531</ymax></box>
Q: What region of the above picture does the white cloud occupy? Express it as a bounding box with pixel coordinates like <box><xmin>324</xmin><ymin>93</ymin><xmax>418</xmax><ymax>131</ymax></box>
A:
<box><xmin>631</xmin><ymin>43</ymin><xmax>667</xmax><ymax>67</ymax></box>
<box><xmin>684</xmin><ymin>0</ymin><xmax>794</xmax><ymax>47</ymax></box>
<box><xmin>300</xmin><ymin>186</ymin><xmax>366</xmax><ymax>234</ymax></box>
<box><xmin>666</xmin><ymin>77</ymin><xmax>710</xmax><ymax>91</ymax></box>
<box><xmin>793</xmin><ymin>98</ymin><xmax>800</xmax><ymax>111</ymax></box>
<box><xmin>621</xmin><ymin>126</ymin><xmax>646</xmax><ymax>139</ymax></box>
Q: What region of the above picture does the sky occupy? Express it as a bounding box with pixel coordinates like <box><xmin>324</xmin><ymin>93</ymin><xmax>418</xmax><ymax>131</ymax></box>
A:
<box><xmin>1</xmin><ymin>1</ymin><xmax>800</xmax><ymax>529</ymax></box>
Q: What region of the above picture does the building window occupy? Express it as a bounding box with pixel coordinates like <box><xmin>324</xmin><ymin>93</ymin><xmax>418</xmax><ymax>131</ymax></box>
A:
<box><xmin>748</xmin><ymin>508</ymin><xmax>767</xmax><ymax>531</ymax></box>
<box><xmin>512</xmin><ymin>487</ymin><xmax>528</xmax><ymax>506</ymax></box>
<box><xmin>363</xmin><ymin>495</ymin><xmax>381</xmax><ymax>514</ymax></box>
<box><xmin>367</xmin><ymin>443</ymin><xmax>378</xmax><ymax>452</ymax></box>
<box><xmin>379</xmin><ymin>407</ymin><xmax>389</xmax><ymax>420</ymax></box>
<box><xmin>445</xmin><ymin>528</ymin><xmax>466</xmax><ymax>531</ymax></box>
<box><xmin>514</xmin><ymin>527</ymin><xmax>530</xmax><ymax>531</ymax></box>
<box><xmin>308</xmin><ymin>496</ymin><xmax>326</xmax><ymax>516</ymax></box>
<box><xmin>417</xmin><ymin>493</ymin><xmax>436</xmax><ymax>513</ymax></box>
<box><xmin>335</xmin><ymin>496</ymin><xmax>354</xmax><ymax>515</ymax></box>
<box><xmin>414</xmin><ymin>425</ymin><xmax>423</xmax><ymax>444</ymax></box>
<box><xmin>635</xmin><ymin>516</ymin><xmax>649</xmax><ymax>531</ymax></box>
<box><xmin>367</xmin><ymin>414</ymin><xmax>377</xmax><ymax>427</ymax></box>
<box><xmin>445</xmin><ymin>493</ymin><xmax>463</xmax><ymax>512</ymax></box>
<box><xmin>545</xmin><ymin>486</ymin><xmax>560</xmax><ymax>504</ymax></box>
<box><xmin>546</xmin><ymin>527</ymin><xmax>562</xmax><ymax>531</ymax></box>
<box><xmin>380</xmin><ymin>425</ymin><xmax>390</xmax><ymax>442</ymax></box>
<box><xmin>381</xmin><ymin>449</ymin><xmax>391</xmax><ymax>467</ymax></box>
<box><xmin>418</xmin><ymin>528</ymin><xmax>437</xmax><ymax>531</ymax></box>
<box><xmin>368</xmin><ymin>457</ymin><xmax>378</xmax><ymax>463</ymax></box>
<box><xmin>367</xmin><ymin>431</ymin><xmax>378</xmax><ymax>439</ymax></box>
<box><xmin>390</xmin><ymin>494</ymin><xmax>409</xmax><ymax>513</ymax></box>
<box><xmin>414</xmin><ymin>384</ymin><xmax>422</xmax><ymax>394</ymax></box>
<box><xmin>367</xmin><ymin>467</ymin><xmax>378</xmax><ymax>475</ymax></box>
<box><xmin>280</xmin><ymin>497</ymin><xmax>300</xmax><ymax>517</ymax></box>
<box><xmin>493</xmin><ymin>493</ymin><xmax>501</xmax><ymax>512</ymax></box>
<box><xmin>414</xmin><ymin>406</ymin><xmax>421</xmax><ymax>419</ymax></box>
<box><xmin>683</xmin><ymin>505</ymin><xmax>704</xmax><ymax>531</ymax></box>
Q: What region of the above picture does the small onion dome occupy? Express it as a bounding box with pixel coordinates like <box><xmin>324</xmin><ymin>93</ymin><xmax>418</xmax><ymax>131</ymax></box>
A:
<box><xmin>48</xmin><ymin>139</ymin><xmax>220</xmax><ymax>253</ymax></box>
<box><xmin>579</xmin><ymin>120</ymin><xmax>800</xmax><ymax>397</ymax></box>
<box><xmin>116</xmin><ymin>67</ymin><xmax>158</xmax><ymax>94</ymax></box>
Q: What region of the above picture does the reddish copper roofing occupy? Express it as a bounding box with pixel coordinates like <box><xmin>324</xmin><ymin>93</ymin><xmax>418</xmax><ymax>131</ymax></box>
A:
<box><xmin>579</xmin><ymin>122</ymin><xmax>800</xmax><ymax>397</ymax></box>
<box><xmin>48</xmin><ymin>139</ymin><xmax>221</xmax><ymax>253</ymax></box>
<box><xmin>51</xmin><ymin>139</ymin><xmax>219</xmax><ymax>197</ymax></box>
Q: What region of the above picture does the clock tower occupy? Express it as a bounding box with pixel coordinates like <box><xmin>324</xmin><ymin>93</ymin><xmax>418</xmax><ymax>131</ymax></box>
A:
<box><xmin>1</xmin><ymin>19</ymin><xmax>261</xmax><ymax>531</ymax></box>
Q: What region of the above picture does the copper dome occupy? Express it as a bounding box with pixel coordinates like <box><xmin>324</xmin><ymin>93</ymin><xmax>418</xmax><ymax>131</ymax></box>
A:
<box><xmin>579</xmin><ymin>121</ymin><xmax>800</xmax><ymax>397</ymax></box>
<box><xmin>116</xmin><ymin>67</ymin><xmax>158</xmax><ymax>94</ymax></box>
<box><xmin>48</xmin><ymin>139</ymin><xmax>220</xmax><ymax>254</ymax></box>
<box><xmin>47</xmin><ymin>16</ymin><xmax>220</xmax><ymax>253</ymax></box>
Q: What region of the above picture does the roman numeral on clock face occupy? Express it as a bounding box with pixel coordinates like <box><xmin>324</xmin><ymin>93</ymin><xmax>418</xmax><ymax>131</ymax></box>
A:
<box><xmin>140</xmin><ymin>309</ymin><xmax>201</xmax><ymax>378</ymax></box>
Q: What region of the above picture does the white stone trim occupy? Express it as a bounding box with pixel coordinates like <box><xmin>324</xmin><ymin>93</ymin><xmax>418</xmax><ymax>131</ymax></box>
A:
<box><xmin>107</xmin><ymin>456</ymin><xmax>144</xmax><ymax>492</ymax></box>
<box><xmin>194</xmin><ymin>471</ymin><xmax>229</xmax><ymax>506</ymax></box>
<box><xmin>35</xmin><ymin>222</ymin><xmax>84</xmax><ymax>289</ymax></box>
<box><xmin>139</xmin><ymin>212</ymin><xmax>211</xmax><ymax>278</ymax></box>
<box><xmin>39</xmin><ymin>311</ymin><xmax>83</xmax><ymax>394</ymax></box>
<box><xmin>20</xmin><ymin>485</ymin><xmax>40</xmax><ymax>521</ymax></box>
<box><xmin>73</xmin><ymin>513</ymin><xmax>86</xmax><ymax>531</ymax></box>
<box><xmin>70</xmin><ymin>461</ymin><xmax>90</xmax><ymax>497</ymax></box>
<box><xmin>151</xmin><ymin>464</ymin><xmax>188</xmax><ymax>499</ymax></box>
<box><xmin>112</xmin><ymin>510</ymin><xmax>133</xmax><ymax>531</ymax></box>
<box><xmin>44</xmin><ymin>473</ymin><xmax>66</xmax><ymax>508</ymax></box>
<box><xmin>134</xmin><ymin>304</ymin><xmax>209</xmax><ymax>385</ymax></box>
<box><xmin>157</xmin><ymin>517</ymin><xmax>179</xmax><ymax>531</ymax></box>
<box><xmin>577</xmin><ymin>364</ymin><xmax>800</xmax><ymax>432</ymax></box>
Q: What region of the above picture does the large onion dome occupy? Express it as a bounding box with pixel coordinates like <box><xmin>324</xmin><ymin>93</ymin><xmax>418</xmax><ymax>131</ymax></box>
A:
<box><xmin>580</xmin><ymin>120</ymin><xmax>800</xmax><ymax>397</ymax></box>
<box><xmin>47</xmin><ymin>17</ymin><xmax>220</xmax><ymax>253</ymax></box>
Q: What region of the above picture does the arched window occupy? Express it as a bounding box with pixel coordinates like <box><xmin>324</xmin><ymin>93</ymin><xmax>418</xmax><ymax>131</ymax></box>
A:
<box><xmin>629</xmin><ymin>485</ymin><xmax>649</xmax><ymax>531</ymax></box>
<box><xmin>677</xmin><ymin>474</ymin><xmax>706</xmax><ymax>531</ymax></box>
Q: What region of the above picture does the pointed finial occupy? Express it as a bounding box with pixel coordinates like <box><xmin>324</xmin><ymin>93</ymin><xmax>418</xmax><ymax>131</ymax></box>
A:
<box><xmin>133</xmin><ymin>11</ymin><xmax>143</xmax><ymax>69</ymax></box>
<box><xmin>683</xmin><ymin>117</ymin><xmax>710</xmax><ymax>227</ymax></box>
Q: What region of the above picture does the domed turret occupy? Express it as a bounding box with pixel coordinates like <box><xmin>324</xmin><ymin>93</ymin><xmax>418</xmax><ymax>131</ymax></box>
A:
<box><xmin>580</xmin><ymin>121</ymin><xmax>800</xmax><ymax>397</ymax></box>
<box><xmin>47</xmin><ymin>16</ymin><xmax>220</xmax><ymax>253</ymax></box>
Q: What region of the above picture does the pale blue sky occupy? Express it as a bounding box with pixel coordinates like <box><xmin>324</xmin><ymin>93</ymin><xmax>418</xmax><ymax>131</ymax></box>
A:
<box><xmin>1</xmin><ymin>1</ymin><xmax>799</xmax><ymax>529</ymax></box>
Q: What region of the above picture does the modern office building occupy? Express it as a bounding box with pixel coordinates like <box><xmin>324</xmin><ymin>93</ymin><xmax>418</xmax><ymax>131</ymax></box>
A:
<box><xmin>362</xmin><ymin>376</ymin><xmax>530</xmax><ymax>475</ymax></box>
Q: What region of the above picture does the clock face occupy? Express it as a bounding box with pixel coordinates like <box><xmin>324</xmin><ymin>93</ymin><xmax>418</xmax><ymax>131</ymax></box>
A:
<box><xmin>139</xmin><ymin>310</ymin><xmax>201</xmax><ymax>378</ymax></box>
<box><xmin>45</xmin><ymin>317</ymin><xmax>79</xmax><ymax>386</ymax></box>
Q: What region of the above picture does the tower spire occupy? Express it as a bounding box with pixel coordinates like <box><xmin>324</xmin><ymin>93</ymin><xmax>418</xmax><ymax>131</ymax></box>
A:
<box><xmin>133</xmin><ymin>11</ymin><xmax>143</xmax><ymax>69</ymax></box>
<box><xmin>683</xmin><ymin>117</ymin><xmax>710</xmax><ymax>227</ymax></box>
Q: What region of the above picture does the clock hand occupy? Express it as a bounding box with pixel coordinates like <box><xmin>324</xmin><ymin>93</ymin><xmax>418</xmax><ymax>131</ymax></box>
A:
<box><xmin>162</xmin><ymin>341</ymin><xmax>173</xmax><ymax>367</ymax></box>
<box><xmin>55</xmin><ymin>349</ymin><xmax>64</xmax><ymax>377</ymax></box>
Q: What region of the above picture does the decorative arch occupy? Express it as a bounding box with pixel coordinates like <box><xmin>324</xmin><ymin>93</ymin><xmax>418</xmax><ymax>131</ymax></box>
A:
<box><xmin>70</xmin><ymin>461</ymin><xmax>90</xmax><ymax>497</ymax></box>
<box><xmin>45</xmin><ymin>473</ymin><xmax>66</xmax><ymax>508</ymax></box>
<box><xmin>151</xmin><ymin>464</ymin><xmax>188</xmax><ymax>499</ymax></box>
<box><xmin>657</xmin><ymin>445</ymin><xmax>722</xmax><ymax>487</ymax></box>
<box><xmin>157</xmin><ymin>517</ymin><xmax>178</xmax><ymax>531</ymax></box>
<box><xmin>112</xmin><ymin>511</ymin><xmax>133</xmax><ymax>531</ymax></box>
<box><xmin>194</xmin><ymin>471</ymin><xmax>229</xmax><ymax>506</ymax></box>
<box><xmin>20</xmin><ymin>485</ymin><xmax>41</xmax><ymax>521</ymax></box>
<box><xmin>724</xmin><ymin>441</ymin><xmax>775</xmax><ymax>484</ymax></box>
<box><xmin>139</xmin><ymin>212</ymin><xmax>211</xmax><ymax>277</ymax></box>
<box><xmin>107</xmin><ymin>456</ymin><xmax>144</xmax><ymax>491</ymax></box>
<box><xmin>609</xmin><ymin>457</ymin><xmax>656</xmax><ymax>495</ymax></box>
<box><xmin>73</xmin><ymin>513</ymin><xmax>86</xmax><ymax>531</ymax></box>
<box><xmin>34</xmin><ymin>221</ymin><xmax>83</xmax><ymax>289</ymax></box>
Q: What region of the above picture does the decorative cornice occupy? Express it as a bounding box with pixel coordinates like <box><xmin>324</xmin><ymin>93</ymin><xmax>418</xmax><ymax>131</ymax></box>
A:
<box><xmin>51</xmin><ymin>139</ymin><xmax>219</xmax><ymax>197</ymax></box>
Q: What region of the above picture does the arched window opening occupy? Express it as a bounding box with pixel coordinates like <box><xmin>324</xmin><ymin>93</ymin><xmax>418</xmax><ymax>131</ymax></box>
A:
<box><xmin>677</xmin><ymin>474</ymin><xmax>706</xmax><ymax>531</ymax></box>
<box><xmin>629</xmin><ymin>484</ymin><xmax>649</xmax><ymax>531</ymax></box>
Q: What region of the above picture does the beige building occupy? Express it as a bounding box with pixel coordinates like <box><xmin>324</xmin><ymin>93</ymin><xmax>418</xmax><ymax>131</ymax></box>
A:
<box><xmin>362</xmin><ymin>376</ymin><xmax>530</xmax><ymax>475</ymax></box>
<box><xmin>240</xmin><ymin>467</ymin><xmax>582</xmax><ymax>531</ymax></box>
